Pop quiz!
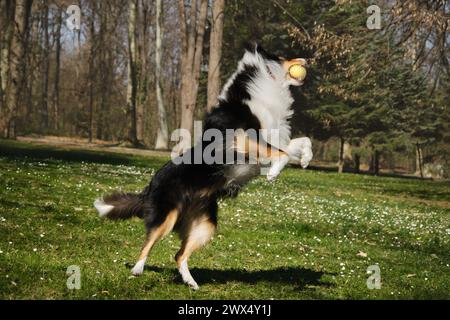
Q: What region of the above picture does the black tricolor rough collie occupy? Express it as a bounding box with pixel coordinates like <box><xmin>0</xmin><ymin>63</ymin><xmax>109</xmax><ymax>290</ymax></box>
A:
<box><xmin>94</xmin><ymin>44</ymin><xmax>313</xmax><ymax>290</ymax></box>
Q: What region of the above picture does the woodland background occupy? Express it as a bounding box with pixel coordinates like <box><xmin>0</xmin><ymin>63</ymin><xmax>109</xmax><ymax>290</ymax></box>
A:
<box><xmin>0</xmin><ymin>0</ymin><xmax>449</xmax><ymax>178</ymax></box>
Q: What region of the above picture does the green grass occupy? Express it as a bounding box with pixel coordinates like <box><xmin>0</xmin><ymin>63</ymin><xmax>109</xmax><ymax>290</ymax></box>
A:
<box><xmin>0</xmin><ymin>139</ymin><xmax>449</xmax><ymax>299</ymax></box>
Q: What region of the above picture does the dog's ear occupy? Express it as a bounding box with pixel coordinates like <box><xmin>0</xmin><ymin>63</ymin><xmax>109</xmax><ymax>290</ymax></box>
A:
<box><xmin>244</xmin><ymin>41</ymin><xmax>268</xmax><ymax>55</ymax></box>
<box><xmin>244</xmin><ymin>41</ymin><xmax>259</xmax><ymax>53</ymax></box>
<box><xmin>244</xmin><ymin>41</ymin><xmax>280</xmax><ymax>62</ymax></box>
<box><xmin>256</xmin><ymin>46</ymin><xmax>281</xmax><ymax>62</ymax></box>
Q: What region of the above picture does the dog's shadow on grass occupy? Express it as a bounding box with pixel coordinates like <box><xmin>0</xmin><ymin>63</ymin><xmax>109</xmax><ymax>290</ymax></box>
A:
<box><xmin>126</xmin><ymin>263</ymin><xmax>334</xmax><ymax>290</ymax></box>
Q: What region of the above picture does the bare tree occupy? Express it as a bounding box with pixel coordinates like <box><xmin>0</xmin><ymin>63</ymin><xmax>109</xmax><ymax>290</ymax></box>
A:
<box><xmin>135</xmin><ymin>0</ymin><xmax>147</xmax><ymax>144</ymax></box>
<box><xmin>96</xmin><ymin>1</ymin><xmax>107</xmax><ymax>140</ymax></box>
<box><xmin>40</xmin><ymin>0</ymin><xmax>50</xmax><ymax>129</ymax></box>
<box><xmin>126</xmin><ymin>0</ymin><xmax>139</xmax><ymax>145</ymax></box>
<box><xmin>1</xmin><ymin>0</ymin><xmax>33</xmax><ymax>138</ymax></box>
<box><xmin>87</xmin><ymin>4</ymin><xmax>96</xmax><ymax>143</ymax></box>
<box><xmin>207</xmin><ymin>0</ymin><xmax>224</xmax><ymax>112</ymax></box>
<box><xmin>52</xmin><ymin>6</ymin><xmax>62</xmax><ymax>131</ymax></box>
<box><xmin>176</xmin><ymin>0</ymin><xmax>209</xmax><ymax>153</ymax></box>
<box><xmin>154</xmin><ymin>0</ymin><xmax>169</xmax><ymax>150</ymax></box>
<box><xmin>0</xmin><ymin>0</ymin><xmax>15</xmax><ymax>107</ymax></box>
<box><xmin>74</xmin><ymin>0</ymin><xmax>84</xmax><ymax>137</ymax></box>
<box><xmin>338</xmin><ymin>137</ymin><xmax>345</xmax><ymax>174</ymax></box>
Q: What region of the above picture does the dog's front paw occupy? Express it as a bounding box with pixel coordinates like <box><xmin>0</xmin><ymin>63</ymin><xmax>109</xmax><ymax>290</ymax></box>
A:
<box><xmin>300</xmin><ymin>147</ymin><xmax>313</xmax><ymax>169</ymax></box>
<box><xmin>267</xmin><ymin>170</ymin><xmax>279</xmax><ymax>182</ymax></box>
<box><xmin>267</xmin><ymin>155</ymin><xmax>290</xmax><ymax>181</ymax></box>
<box><xmin>287</xmin><ymin>137</ymin><xmax>313</xmax><ymax>168</ymax></box>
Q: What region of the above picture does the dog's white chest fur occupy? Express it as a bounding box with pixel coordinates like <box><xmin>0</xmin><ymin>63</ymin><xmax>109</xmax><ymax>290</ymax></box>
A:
<box><xmin>221</xmin><ymin>51</ymin><xmax>294</xmax><ymax>150</ymax></box>
<box><xmin>245</xmin><ymin>83</ymin><xmax>294</xmax><ymax>150</ymax></box>
<box><xmin>218</xmin><ymin>49</ymin><xmax>312</xmax><ymax>184</ymax></box>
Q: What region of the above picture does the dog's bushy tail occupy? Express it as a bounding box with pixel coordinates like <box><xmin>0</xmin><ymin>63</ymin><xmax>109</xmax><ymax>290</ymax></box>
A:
<box><xmin>94</xmin><ymin>192</ymin><xmax>144</xmax><ymax>220</ymax></box>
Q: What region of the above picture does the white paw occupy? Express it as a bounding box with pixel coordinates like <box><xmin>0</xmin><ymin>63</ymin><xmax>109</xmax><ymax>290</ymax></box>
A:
<box><xmin>267</xmin><ymin>165</ymin><xmax>282</xmax><ymax>181</ymax></box>
<box><xmin>287</xmin><ymin>137</ymin><xmax>313</xmax><ymax>168</ymax></box>
<box><xmin>300</xmin><ymin>148</ymin><xmax>313</xmax><ymax>169</ymax></box>
<box><xmin>186</xmin><ymin>280</ymin><xmax>199</xmax><ymax>290</ymax></box>
<box><xmin>267</xmin><ymin>155</ymin><xmax>289</xmax><ymax>181</ymax></box>
<box><xmin>178</xmin><ymin>259</ymin><xmax>200</xmax><ymax>290</ymax></box>
<box><xmin>131</xmin><ymin>259</ymin><xmax>146</xmax><ymax>276</ymax></box>
<box><xmin>267</xmin><ymin>172</ymin><xmax>279</xmax><ymax>182</ymax></box>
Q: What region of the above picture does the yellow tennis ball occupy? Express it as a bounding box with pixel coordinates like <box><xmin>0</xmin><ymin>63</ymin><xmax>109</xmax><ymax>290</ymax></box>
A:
<box><xmin>289</xmin><ymin>64</ymin><xmax>307</xmax><ymax>80</ymax></box>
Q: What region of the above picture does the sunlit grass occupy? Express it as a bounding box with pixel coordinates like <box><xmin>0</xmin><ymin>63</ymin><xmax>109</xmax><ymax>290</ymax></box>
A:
<box><xmin>0</xmin><ymin>139</ymin><xmax>449</xmax><ymax>299</ymax></box>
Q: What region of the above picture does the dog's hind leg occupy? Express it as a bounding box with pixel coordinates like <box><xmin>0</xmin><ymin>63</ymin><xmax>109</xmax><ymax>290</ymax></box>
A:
<box><xmin>131</xmin><ymin>209</ymin><xmax>178</xmax><ymax>276</ymax></box>
<box><xmin>175</xmin><ymin>215</ymin><xmax>216</xmax><ymax>290</ymax></box>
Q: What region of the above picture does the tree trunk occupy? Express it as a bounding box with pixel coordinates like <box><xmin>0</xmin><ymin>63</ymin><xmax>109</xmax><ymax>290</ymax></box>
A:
<box><xmin>52</xmin><ymin>9</ymin><xmax>62</xmax><ymax>131</ymax></box>
<box><xmin>0</xmin><ymin>0</ymin><xmax>15</xmax><ymax>108</ymax></box>
<box><xmin>74</xmin><ymin>0</ymin><xmax>83</xmax><ymax>137</ymax></box>
<box><xmin>88</xmin><ymin>67</ymin><xmax>94</xmax><ymax>143</ymax></box>
<box><xmin>135</xmin><ymin>0</ymin><xmax>145</xmax><ymax>144</ymax></box>
<box><xmin>87</xmin><ymin>9</ymin><xmax>96</xmax><ymax>143</ymax></box>
<box><xmin>126</xmin><ymin>0</ymin><xmax>138</xmax><ymax>145</ymax></box>
<box><xmin>374</xmin><ymin>150</ymin><xmax>380</xmax><ymax>175</ymax></box>
<box><xmin>24</xmin><ymin>13</ymin><xmax>35</xmax><ymax>124</ymax></box>
<box><xmin>41</xmin><ymin>1</ymin><xmax>50</xmax><ymax>130</ymax></box>
<box><xmin>338</xmin><ymin>137</ymin><xmax>345</xmax><ymax>173</ymax></box>
<box><xmin>207</xmin><ymin>0</ymin><xmax>225</xmax><ymax>111</ymax></box>
<box><xmin>154</xmin><ymin>0</ymin><xmax>169</xmax><ymax>150</ymax></box>
<box><xmin>1</xmin><ymin>0</ymin><xmax>32</xmax><ymax>138</ymax></box>
<box><xmin>370</xmin><ymin>149</ymin><xmax>380</xmax><ymax>175</ymax></box>
<box><xmin>96</xmin><ymin>1</ymin><xmax>107</xmax><ymax>140</ymax></box>
<box><xmin>415</xmin><ymin>143</ymin><xmax>424</xmax><ymax>178</ymax></box>
<box><xmin>176</xmin><ymin>0</ymin><xmax>209</xmax><ymax>153</ymax></box>
<box><xmin>189</xmin><ymin>0</ymin><xmax>208</xmax><ymax>112</ymax></box>
<box><xmin>354</xmin><ymin>153</ymin><xmax>361</xmax><ymax>173</ymax></box>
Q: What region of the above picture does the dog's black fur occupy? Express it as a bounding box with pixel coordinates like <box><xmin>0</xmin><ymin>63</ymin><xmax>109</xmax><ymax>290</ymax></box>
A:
<box><xmin>95</xmin><ymin>44</ymin><xmax>304</xmax><ymax>289</ymax></box>
<box><xmin>102</xmin><ymin>46</ymin><xmax>283</xmax><ymax>231</ymax></box>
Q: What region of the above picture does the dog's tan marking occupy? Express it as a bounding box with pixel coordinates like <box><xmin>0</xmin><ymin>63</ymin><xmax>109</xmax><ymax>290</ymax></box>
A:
<box><xmin>136</xmin><ymin>209</ymin><xmax>178</xmax><ymax>262</ymax></box>
<box><xmin>235</xmin><ymin>132</ymin><xmax>287</xmax><ymax>161</ymax></box>
<box><xmin>197</xmin><ymin>187</ymin><xmax>218</xmax><ymax>199</ymax></box>
<box><xmin>175</xmin><ymin>216</ymin><xmax>216</xmax><ymax>290</ymax></box>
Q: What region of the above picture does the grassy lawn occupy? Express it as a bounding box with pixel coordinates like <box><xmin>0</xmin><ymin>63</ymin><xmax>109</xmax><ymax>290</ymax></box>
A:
<box><xmin>0</xmin><ymin>139</ymin><xmax>449</xmax><ymax>300</ymax></box>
